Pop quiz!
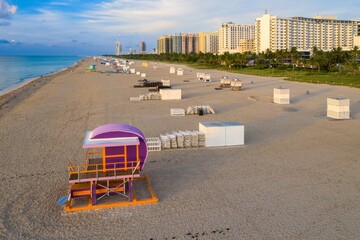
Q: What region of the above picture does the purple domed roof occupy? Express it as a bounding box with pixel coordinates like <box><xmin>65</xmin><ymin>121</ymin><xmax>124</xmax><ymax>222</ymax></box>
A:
<box><xmin>83</xmin><ymin>124</ymin><xmax>148</xmax><ymax>171</ymax></box>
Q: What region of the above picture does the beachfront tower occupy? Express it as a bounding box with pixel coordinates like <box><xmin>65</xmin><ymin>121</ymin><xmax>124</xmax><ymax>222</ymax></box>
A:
<box><xmin>181</xmin><ymin>33</ymin><xmax>199</xmax><ymax>54</ymax></box>
<box><xmin>139</xmin><ymin>41</ymin><xmax>146</xmax><ymax>53</ymax></box>
<box><xmin>255</xmin><ymin>12</ymin><xmax>359</xmax><ymax>53</ymax></box>
<box><xmin>199</xmin><ymin>32</ymin><xmax>219</xmax><ymax>54</ymax></box>
<box><xmin>218</xmin><ymin>22</ymin><xmax>255</xmax><ymax>54</ymax></box>
<box><xmin>172</xmin><ymin>33</ymin><xmax>182</xmax><ymax>53</ymax></box>
<box><xmin>115</xmin><ymin>42</ymin><xmax>122</xmax><ymax>56</ymax></box>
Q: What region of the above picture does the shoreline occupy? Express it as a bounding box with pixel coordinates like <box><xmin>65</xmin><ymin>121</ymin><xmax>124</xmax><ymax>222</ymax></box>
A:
<box><xmin>0</xmin><ymin>57</ymin><xmax>86</xmax><ymax>116</ymax></box>
<box><xmin>0</xmin><ymin>58</ymin><xmax>85</xmax><ymax>97</ymax></box>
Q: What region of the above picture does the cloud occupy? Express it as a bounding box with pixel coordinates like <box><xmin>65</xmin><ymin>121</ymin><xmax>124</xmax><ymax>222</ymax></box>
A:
<box><xmin>0</xmin><ymin>20</ymin><xmax>10</xmax><ymax>26</ymax></box>
<box><xmin>49</xmin><ymin>1</ymin><xmax>71</xmax><ymax>6</ymax></box>
<box><xmin>0</xmin><ymin>0</ymin><xmax>17</xmax><ymax>19</ymax></box>
<box><xmin>79</xmin><ymin>0</ymin><xmax>199</xmax><ymax>33</ymax></box>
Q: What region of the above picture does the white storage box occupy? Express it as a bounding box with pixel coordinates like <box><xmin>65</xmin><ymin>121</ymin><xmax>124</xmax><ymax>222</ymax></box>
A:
<box><xmin>199</xmin><ymin>122</ymin><xmax>226</xmax><ymax>147</ymax></box>
<box><xmin>136</xmin><ymin>71</ymin><xmax>140</xmax><ymax>75</ymax></box>
<box><xmin>177</xmin><ymin>68</ymin><xmax>184</xmax><ymax>75</ymax></box>
<box><xmin>273</xmin><ymin>88</ymin><xmax>290</xmax><ymax>104</ymax></box>
<box><xmin>160</xmin><ymin>89</ymin><xmax>182</xmax><ymax>100</ymax></box>
<box><xmin>170</xmin><ymin>67</ymin><xmax>176</xmax><ymax>74</ymax></box>
<box><xmin>223</xmin><ymin>122</ymin><xmax>245</xmax><ymax>146</ymax></box>
<box><xmin>130</xmin><ymin>69</ymin><xmax>135</xmax><ymax>74</ymax></box>
<box><xmin>199</xmin><ymin>122</ymin><xmax>244</xmax><ymax>147</ymax></box>
<box><xmin>141</xmin><ymin>73</ymin><xmax>146</xmax><ymax>77</ymax></box>
<box><xmin>170</xmin><ymin>108</ymin><xmax>185</xmax><ymax>116</ymax></box>
<box><xmin>327</xmin><ymin>98</ymin><xmax>350</xmax><ymax>119</ymax></box>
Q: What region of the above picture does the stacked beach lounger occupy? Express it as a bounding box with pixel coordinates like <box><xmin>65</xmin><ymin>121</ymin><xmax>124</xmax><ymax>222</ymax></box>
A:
<box><xmin>159</xmin><ymin>131</ymin><xmax>205</xmax><ymax>149</ymax></box>
<box><xmin>186</xmin><ymin>105</ymin><xmax>215</xmax><ymax>115</ymax></box>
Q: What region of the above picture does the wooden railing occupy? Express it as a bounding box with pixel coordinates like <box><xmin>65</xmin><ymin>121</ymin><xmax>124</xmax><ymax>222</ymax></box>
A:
<box><xmin>68</xmin><ymin>160</ymin><xmax>141</xmax><ymax>182</ymax></box>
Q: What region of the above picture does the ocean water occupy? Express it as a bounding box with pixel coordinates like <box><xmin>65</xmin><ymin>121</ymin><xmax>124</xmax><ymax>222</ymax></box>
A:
<box><xmin>0</xmin><ymin>55</ymin><xmax>84</xmax><ymax>94</ymax></box>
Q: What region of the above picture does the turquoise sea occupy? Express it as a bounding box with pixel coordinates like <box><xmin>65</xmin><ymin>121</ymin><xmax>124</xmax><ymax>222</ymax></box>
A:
<box><xmin>0</xmin><ymin>55</ymin><xmax>84</xmax><ymax>94</ymax></box>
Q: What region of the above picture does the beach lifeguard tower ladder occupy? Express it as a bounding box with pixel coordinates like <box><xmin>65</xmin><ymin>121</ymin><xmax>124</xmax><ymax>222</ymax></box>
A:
<box><xmin>65</xmin><ymin>124</ymin><xmax>158</xmax><ymax>212</ymax></box>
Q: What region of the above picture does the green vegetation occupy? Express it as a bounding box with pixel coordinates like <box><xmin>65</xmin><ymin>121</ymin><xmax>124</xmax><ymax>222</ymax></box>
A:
<box><xmin>116</xmin><ymin>47</ymin><xmax>360</xmax><ymax>88</ymax></box>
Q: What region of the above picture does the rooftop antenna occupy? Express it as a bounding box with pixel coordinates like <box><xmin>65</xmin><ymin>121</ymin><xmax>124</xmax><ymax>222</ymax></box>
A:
<box><xmin>265</xmin><ymin>9</ymin><xmax>268</xmax><ymax>14</ymax></box>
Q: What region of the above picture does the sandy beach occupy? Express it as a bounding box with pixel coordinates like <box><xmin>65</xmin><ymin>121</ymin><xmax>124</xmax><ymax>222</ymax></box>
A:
<box><xmin>0</xmin><ymin>58</ymin><xmax>360</xmax><ymax>240</ymax></box>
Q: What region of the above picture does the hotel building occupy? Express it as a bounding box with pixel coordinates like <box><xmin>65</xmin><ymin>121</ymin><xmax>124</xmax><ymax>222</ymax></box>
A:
<box><xmin>255</xmin><ymin>12</ymin><xmax>360</xmax><ymax>53</ymax></box>
<box><xmin>199</xmin><ymin>32</ymin><xmax>219</xmax><ymax>54</ymax></box>
<box><xmin>172</xmin><ymin>33</ymin><xmax>182</xmax><ymax>53</ymax></box>
<box><xmin>157</xmin><ymin>35</ymin><xmax>172</xmax><ymax>54</ymax></box>
<box><xmin>157</xmin><ymin>33</ymin><xmax>199</xmax><ymax>54</ymax></box>
<box><xmin>115</xmin><ymin>42</ymin><xmax>122</xmax><ymax>55</ymax></box>
<box><xmin>181</xmin><ymin>33</ymin><xmax>199</xmax><ymax>54</ymax></box>
<box><xmin>218</xmin><ymin>22</ymin><xmax>255</xmax><ymax>54</ymax></box>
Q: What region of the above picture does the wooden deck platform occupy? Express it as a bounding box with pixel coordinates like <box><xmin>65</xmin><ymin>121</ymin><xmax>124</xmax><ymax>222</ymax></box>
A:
<box><xmin>65</xmin><ymin>175</ymin><xmax>158</xmax><ymax>212</ymax></box>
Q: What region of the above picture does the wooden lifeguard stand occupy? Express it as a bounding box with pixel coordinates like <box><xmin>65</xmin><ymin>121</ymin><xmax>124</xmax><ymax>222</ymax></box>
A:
<box><xmin>65</xmin><ymin>124</ymin><xmax>158</xmax><ymax>212</ymax></box>
<box><xmin>85</xmin><ymin>64</ymin><xmax>96</xmax><ymax>72</ymax></box>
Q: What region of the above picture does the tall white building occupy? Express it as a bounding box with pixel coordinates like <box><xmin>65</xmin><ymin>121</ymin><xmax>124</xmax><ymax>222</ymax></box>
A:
<box><xmin>115</xmin><ymin>42</ymin><xmax>122</xmax><ymax>55</ymax></box>
<box><xmin>218</xmin><ymin>22</ymin><xmax>255</xmax><ymax>54</ymax></box>
<box><xmin>255</xmin><ymin>12</ymin><xmax>360</xmax><ymax>53</ymax></box>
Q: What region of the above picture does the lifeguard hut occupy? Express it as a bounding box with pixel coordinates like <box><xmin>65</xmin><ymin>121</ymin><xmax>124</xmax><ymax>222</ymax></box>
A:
<box><xmin>85</xmin><ymin>64</ymin><xmax>96</xmax><ymax>72</ymax></box>
<box><xmin>65</xmin><ymin>124</ymin><xmax>158</xmax><ymax>212</ymax></box>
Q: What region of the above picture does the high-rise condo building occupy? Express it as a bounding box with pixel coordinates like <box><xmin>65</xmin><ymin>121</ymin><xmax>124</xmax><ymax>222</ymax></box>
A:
<box><xmin>199</xmin><ymin>32</ymin><xmax>219</xmax><ymax>54</ymax></box>
<box><xmin>181</xmin><ymin>33</ymin><xmax>199</xmax><ymax>54</ymax></box>
<box><xmin>139</xmin><ymin>41</ymin><xmax>146</xmax><ymax>53</ymax></box>
<box><xmin>218</xmin><ymin>22</ymin><xmax>255</xmax><ymax>54</ymax></box>
<box><xmin>255</xmin><ymin>12</ymin><xmax>360</xmax><ymax>53</ymax></box>
<box><xmin>157</xmin><ymin>35</ymin><xmax>172</xmax><ymax>54</ymax></box>
<box><xmin>172</xmin><ymin>33</ymin><xmax>182</xmax><ymax>53</ymax></box>
<box><xmin>115</xmin><ymin>42</ymin><xmax>122</xmax><ymax>55</ymax></box>
<box><xmin>157</xmin><ymin>33</ymin><xmax>199</xmax><ymax>54</ymax></box>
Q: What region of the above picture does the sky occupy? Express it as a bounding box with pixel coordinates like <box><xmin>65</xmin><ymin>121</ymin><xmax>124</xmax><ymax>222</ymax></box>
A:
<box><xmin>0</xmin><ymin>0</ymin><xmax>359</xmax><ymax>55</ymax></box>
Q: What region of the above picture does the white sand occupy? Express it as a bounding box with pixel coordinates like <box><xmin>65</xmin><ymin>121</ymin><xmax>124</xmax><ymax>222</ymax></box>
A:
<box><xmin>0</xmin><ymin>58</ymin><xmax>360</xmax><ymax>239</ymax></box>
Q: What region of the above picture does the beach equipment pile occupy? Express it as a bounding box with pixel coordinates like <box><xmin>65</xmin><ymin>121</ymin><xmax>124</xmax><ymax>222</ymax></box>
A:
<box><xmin>160</xmin><ymin>130</ymin><xmax>205</xmax><ymax>149</ymax></box>
<box><xmin>170</xmin><ymin>108</ymin><xmax>186</xmax><ymax>116</ymax></box>
<box><xmin>230</xmin><ymin>78</ymin><xmax>242</xmax><ymax>90</ymax></box>
<box><xmin>220</xmin><ymin>76</ymin><xmax>231</xmax><ymax>87</ymax></box>
<box><xmin>186</xmin><ymin>105</ymin><xmax>215</xmax><ymax>115</ymax></box>
<box><xmin>145</xmin><ymin>137</ymin><xmax>162</xmax><ymax>151</ymax></box>
<box><xmin>196</xmin><ymin>73</ymin><xmax>211</xmax><ymax>82</ymax></box>
<box><xmin>177</xmin><ymin>68</ymin><xmax>184</xmax><ymax>75</ymax></box>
